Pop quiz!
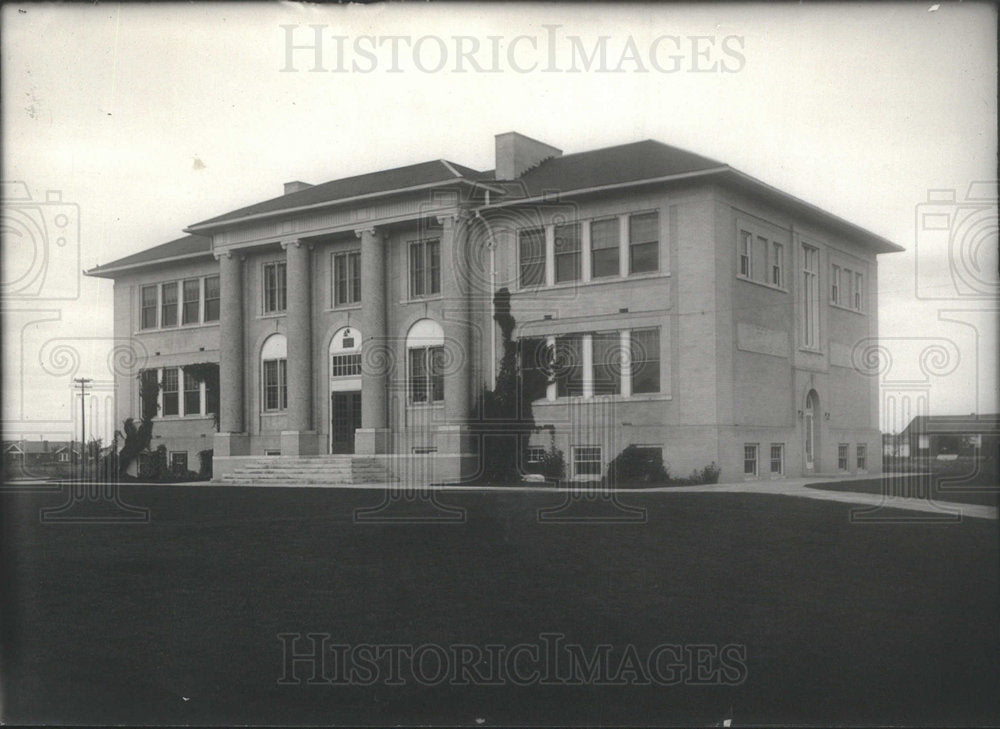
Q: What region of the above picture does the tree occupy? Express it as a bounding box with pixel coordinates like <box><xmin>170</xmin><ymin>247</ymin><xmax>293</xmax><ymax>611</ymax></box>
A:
<box><xmin>116</xmin><ymin>417</ymin><xmax>153</xmax><ymax>476</ymax></box>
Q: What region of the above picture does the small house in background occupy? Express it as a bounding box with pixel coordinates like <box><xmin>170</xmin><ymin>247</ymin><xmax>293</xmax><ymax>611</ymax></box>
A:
<box><xmin>897</xmin><ymin>414</ymin><xmax>1000</xmax><ymax>460</ymax></box>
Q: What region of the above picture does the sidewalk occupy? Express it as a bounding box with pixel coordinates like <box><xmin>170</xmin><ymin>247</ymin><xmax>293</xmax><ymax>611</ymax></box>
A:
<box><xmin>638</xmin><ymin>473</ymin><xmax>998</xmax><ymax>521</ymax></box>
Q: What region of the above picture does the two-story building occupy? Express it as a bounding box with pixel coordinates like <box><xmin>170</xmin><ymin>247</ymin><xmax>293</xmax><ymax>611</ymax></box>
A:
<box><xmin>85</xmin><ymin>132</ymin><xmax>903</xmax><ymax>483</ymax></box>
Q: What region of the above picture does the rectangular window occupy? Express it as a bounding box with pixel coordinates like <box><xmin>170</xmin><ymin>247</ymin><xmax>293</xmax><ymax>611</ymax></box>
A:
<box><xmin>590</xmin><ymin>218</ymin><xmax>619</xmax><ymax>278</ymax></box>
<box><xmin>554</xmin><ymin>223</ymin><xmax>581</xmax><ymax>283</ymax></box>
<box><xmin>803</xmin><ymin>245</ymin><xmax>819</xmax><ymax>348</ymax></box>
<box><xmin>183</xmin><ymin>370</ymin><xmax>200</xmax><ymax>415</ymax></box>
<box><xmin>629</xmin><ymin>212</ymin><xmax>659</xmax><ymax>274</ymax></box>
<box><xmin>204</xmin><ymin>276</ymin><xmax>220</xmax><ymax>322</ymax></box>
<box><xmin>263</xmin><ymin>358</ymin><xmax>287</xmax><ymax>411</ymax></box>
<box><xmin>770</xmin><ymin>443</ymin><xmax>784</xmax><ymax>475</ymax></box>
<box><xmin>409</xmin><ymin>240</ymin><xmax>441</xmax><ymax>297</ymax></box>
<box><xmin>831</xmin><ymin>264</ymin><xmax>841</xmax><ymax>304</ymax></box>
<box><xmin>408</xmin><ymin>346</ymin><xmax>444</xmax><ymax>403</ymax></box>
<box><xmin>161</xmin><ymin>282</ymin><xmax>178</xmax><ymax>327</ymax></box>
<box><xmin>526</xmin><ymin>446</ymin><xmax>546</xmax><ymax>464</ymax></box>
<box><xmin>169</xmin><ymin>451</ymin><xmax>188</xmax><ymax>474</ymax></box>
<box><xmin>162</xmin><ymin>367</ymin><xmax>179</xmax><ymax>416</ymax></box>
<box><xmin>518</xmin><ymin>228</ymin><xmax>546</xmax><ymax>287</ymax></box>
<box><xmin>856</xmin><ymin>444</ymin><xmax>867</xmax><ymax>470</ymax></box>
<box><xmin>141</xmin><ymin>285</ymin><xmax>158</xmax><ymax>329</ymax></box>
<box><xmin>630</xmin><ymin>328</ymin><xmax>660</xmax><ymax>394</ymax></box>
<box><xmin>854</xmin><ymin>271</ymin><xmax>863</xmax><ymax>310</ymax></box>
<box><xmin>555</xmin><ymin>334</ymin><xmax>584</xmax><ymax>397</ymax></box>
<box><xmin>333</xmin><ymin>251</ymin><xmax>361</xmax><ymax>306</ymax></box>
<box><xmin>838</xmin><ymin>443</ymin><xmax>849</xmax><ymax>471</ymax></box>
<box><xmin>330</xmin><ymin>353</ymin><xmax>362</xmax><ymax>377</ymax></box>
<box><xmin>771</xmin><ymin>242</ymin><xmax>784</xmax><ymax>287</ymax></box>
<box><xmin>591</xmin><ymin>331</ymin><xmax>622</xmax><ymax>396</ymax></box>
<box><xmin>263</xmin><ymin>262</ymin><xmax>287</xmax><ymax>313</ymax></box>
<box><xmin>739</xmin><ymin>230</ymin><xmax>752</xmax><ymax>278</ymax></box>
<box><xmin>573</xmin><ymin>446</ymin><xmax>602</xmax><ymax>477</ymax></box>
<box><xmin>182</xmin><ymin>278</ymin><xmax>201</xmax><ymax>324</ymax></box>
<box><xmin>744</xmin><ymin>444</ymin><xmax>759</xmax><ymax>476</ymax></box>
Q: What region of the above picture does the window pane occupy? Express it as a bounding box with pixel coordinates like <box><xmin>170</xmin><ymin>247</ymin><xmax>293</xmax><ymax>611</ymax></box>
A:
<box><xmin>409</xmin><ymin>243</ymin><xmax>424</xmax><ymax>297</ymax></box>
<box><xmin>279</xmin><ymin>359</ymin><xmax>287</xmax><ymax>409</ymax></box>
<box><xmin>182</xmin><ymin>279</ymin><xmax>200</xmax><ymax>324</ymax></box>
<box><xmin>141</xmin><ymin>286</ymin><xmax>157</xmax><ymax>329</ymax></box>
<box><xmin>204</xmin><ymin>276</ymin><xmax>220</xmax><ymax>321</ymax></box>
<box><xmin>334</xmin><ymin>255</ymin><xmax>347</xmax><ymax>305</ymax></box>
<box><xmin>162</xmin><ymin>368</ymin><xmax>179</xmax><ymax>415</ymax></box>
<box><xmin>430</xmin><ymin>346</ymin><xmax>445</xmax><ymax>402</ymax></box>
<box><xmin>263</xmin><ymin>360</ymin><xmax>278</xmax><ymax>410</ymax></box>
<box><xmin>161</xmin><ymin>283</ymin><xmax>178</xmax><ymax>327</ymax></box>
<box><xmin>184</xmin><ymin>370</ymin><xmax>200</xmax><ymax>415</ymax></box>
<box><xmin>630</xmin><ymin>213</ymin><xmax>659</xmax><ymax>274</ymax></box>
<box><xmin>629</xmin><ymin>241</ymin><xmax>659</xmax><ymax>274</ymax></box>
<box><xmin>277</xmin><ymin>263</ymin><xmax>287</xmax><ymax>311</ymax></box>
<box><xmin>554</xmin><ymin>224</ymin><xmax>580</xmax><ymax>283</ymax></box>
<box><xmin>591</xmin><ymin>219</ymin><xmax>619</xmax><ymax>278</ymax></box>
<box><xmin>592</xmin><ymin>332</ymin><xmax>621</xmax><ymax>395</ymax></box>
<box><xmin>428</xmin><ymin>240</ymin><xmax>441</xmax><ymax>294</ymax></box>
<box><xmin>519</xmin><ymin>229</ymin><xmax>545</xmax><ymax>287</ymax></box>
<box><xmin>409</xmin><ymin>348</ymin><xmax>427</xmax><ymax>402</ymax></box>
<box><xmin>350</xmin><ymin>252</ymin><xmax>361</xmax><ymax>303</ymax></box>
<box><xmin>631</xmin><ymin>328</ymin><xmax>660</xmax><ymax>394</ymax></box>
<box><xmin>555</xmin><ymin>335</ymin><xmax>583</xmax><ymax>397</ymax></box>
<box><xmin>574</xmin><ymin>446</ymin><xmax>601</xmax><ymax>475</ymax></box>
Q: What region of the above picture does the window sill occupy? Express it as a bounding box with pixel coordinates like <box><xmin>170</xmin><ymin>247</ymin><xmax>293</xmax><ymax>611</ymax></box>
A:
<box><xmin>324</xmin><ymin>303</ymin><xmax>363</xmax><ymax>313</ymax></box>
<box><xmin>407</xmin><ymin>402</ymin><xmax>445</xmax><ymax>409</ymax></box>
<box><xmin>798</xmin><ymin>346</ymin><xmax>824</xmax><ymax>355</ymax></box>
<box><xmin>258</xmin><ymin>312</ymin><xmax>287</xmax><ymax>320</ymax></box>
<box><xmin>736</xmin><ymin>275</ymin><xmax>788</xmax><ymax>294</ymax></box>
<box><xmin>534</xmin><ymin>392</ymin><xmax>672</xmax><ymax>405</ymax></box>
<box><xmin>402</xmin><ymin>295</ymin><xmax>443</xmax><ymax>304</ymax></box>
<box><xmin>517</xmin><ymin>271</ymin><xmax>670</xmax><ymax>294</ymax></box>
<box><xmin>830</xmin><ymin>302</ymin><xmax>865</xmax><ymax>315</ymax></box>
<box><xmin>154</xmin><ymin>415</ymin><xmax>216</xmax><ymax>422</ymax></box>
<box><xmin>136</xmin><ymin>321</ymin><xmax>220</xmax><ymax>335</ymax></box>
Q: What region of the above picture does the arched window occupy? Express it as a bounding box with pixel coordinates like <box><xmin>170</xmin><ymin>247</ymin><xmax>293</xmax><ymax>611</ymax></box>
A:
<box><xmin>406</xmin><ymin>319</ymin><xmax>445</xmax><ymax>403</ymax></box>
<box><xmin>329</xmin><ymin>326</ymin><xmax>362</xmax><ymax>380</ymax></box>
<box><xmin>261</xmin><ymin>334</ymin><xmax>287</xmax><ymax>412</ymax></box>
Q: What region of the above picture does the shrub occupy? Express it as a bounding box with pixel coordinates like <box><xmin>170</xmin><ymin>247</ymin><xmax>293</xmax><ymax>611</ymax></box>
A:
<box><xmin>691</xmin><ymin>462</ymin><xmax>721</xmax><ymax>484</ymax></box>
<box><xmin>606</xmin><ymin>445</ymin><xmax>669</xmax><ymax>485</ymax></box>
<box><xmin>538</xmin><ymin>446</ymin><xmax>566</xmax><ymax>482</ymax></box>
<box><xmin>198</xmin><ymin>449</ymin><xmax>213</xmax><ymax>479</ymax></box>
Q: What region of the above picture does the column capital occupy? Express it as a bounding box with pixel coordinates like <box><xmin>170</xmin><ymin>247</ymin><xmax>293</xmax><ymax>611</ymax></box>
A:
<box><xmin>280</xmin><ymin>238</ymin><xmax>312</xmax><ymax>251</ymax></box>
<box><xmin>213</xmin><ymin>249</ymin><xmax>244</xmax><ymax>261</ymax></box>
<box><xmin>435</xmin><ymin>209</ymin><xmax>473</xmax><ymax>229</ymax></box>
<box><xmin>354</xmin><ymin>226</ymin><xmax>384</xmax><ymax>240</ymax></box>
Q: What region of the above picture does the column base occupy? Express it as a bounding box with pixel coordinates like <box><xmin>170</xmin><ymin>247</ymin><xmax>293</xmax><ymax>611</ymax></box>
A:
<box><xmin>434</xmin><ymin>424</ymin><xmax>474</xmax><ymax>455</ymax></box>
<box><xmin>280</xmin><ymin>430</ymin><xmax>320</xmax><ymax>456</ymax></box>
<box><xmin>355</xmin><ymin>428</ymin><xmax>390</xmax><ymax>454</ymax></box>
<box><xmin>214</xmin><ymin>432</ymin><xmax>250</xmax><ymax>457</ymax></box>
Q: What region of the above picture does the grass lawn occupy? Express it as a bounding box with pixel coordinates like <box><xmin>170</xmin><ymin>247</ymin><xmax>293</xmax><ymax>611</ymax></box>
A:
<box><xmin>2</xmin><ymin>485</ymin><xmax>997</xmax><ymax>726</ymax></box>
<box><xmin>806</xmin><ymin>474</ymin><xmax>999</xmax><ymax>507</ymax></box>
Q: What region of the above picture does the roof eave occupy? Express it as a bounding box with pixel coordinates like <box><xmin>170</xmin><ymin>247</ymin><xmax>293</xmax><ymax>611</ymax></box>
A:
<box><xmin>84</xmin><ymin>250</ymin><xmax>215</xmax><ymax>279</ymax></box>
<box><xmin>185</xmin><ymin>177</ymin><xmax>505</xmax><ymax>235</ymax></box>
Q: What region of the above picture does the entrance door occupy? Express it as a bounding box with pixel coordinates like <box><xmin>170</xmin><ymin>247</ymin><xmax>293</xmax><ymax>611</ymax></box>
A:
<box><xmin>331</xmin><ymin>391</ymin><xmax>362</xmax><ymax>454</ymax></box>
<box><xmin>804</xmin><ymin>389</ymin><xmax>818</xmax><ymax>472</ymax></box>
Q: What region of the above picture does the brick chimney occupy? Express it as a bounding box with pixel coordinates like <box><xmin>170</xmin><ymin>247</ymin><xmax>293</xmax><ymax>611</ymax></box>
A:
<box><xmin>494</xmin><ymin>132</ymin><xmax>561</xmax><ymax>180</ymax></box>
<box><xmin>283</xmin><ymin>181</ymin><xmax>313</xmax><ymax>195</ymax></box>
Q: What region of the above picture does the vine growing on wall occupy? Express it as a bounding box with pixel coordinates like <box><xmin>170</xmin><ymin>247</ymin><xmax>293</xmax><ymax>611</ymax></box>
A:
<box><xmin>183</xmin><ymin>362</ymin><xmax>220</xmax><ymax>431</ymax></box>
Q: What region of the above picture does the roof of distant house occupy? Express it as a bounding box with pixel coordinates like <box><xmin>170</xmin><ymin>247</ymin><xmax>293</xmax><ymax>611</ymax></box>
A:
<box><xmin>900</xmin><ymin>414</ymin><xmax>1000</xmax><ymax>436</ymax></box>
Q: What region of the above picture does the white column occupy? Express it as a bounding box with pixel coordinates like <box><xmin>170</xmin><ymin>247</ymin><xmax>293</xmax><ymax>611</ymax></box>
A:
<box><xmin>545</xmin><ymin>224</ymin><xmax>555</xmax><ymax>286</ymax></box>
<box><xmin>546</xmin><ymin>335</ymin><xmax>557</xmax><ymax>401</ymax></box>
<box><xmin>618</xmin><ymin>215</ymin><xmax>630</xmax><ymax>278</ymax></box>
<box><xmin>581</xmin><ymin>220</ymin><xmax>592</xmax><ymax>283</ymax></box>
<box><xmin>582</xmin><ymin>333</ymin><xmax>593</xmax><ymax>399</ymax></box>
<box><xmin>620</xmin><ymin>329</ymin><xmax>632</xmax><ymax>397</ymax></box>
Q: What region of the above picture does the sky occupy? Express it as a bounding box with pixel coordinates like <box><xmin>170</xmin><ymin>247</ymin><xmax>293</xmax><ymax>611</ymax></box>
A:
<box><xmin>2</xmin><ymin>1</ymin><xmax>997</xmax><ymax>442</ymax></box>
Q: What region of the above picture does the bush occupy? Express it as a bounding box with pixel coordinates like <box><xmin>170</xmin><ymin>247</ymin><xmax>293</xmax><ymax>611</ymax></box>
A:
<box><xmin>690</xmin><ymin>462</ymin><xmax>721</xmax><ymax>484</ymax></box>
<box><xmin>198</xmin><ymin>449</ymin><xmax>213</xmax><ymax>479</ymax></box>
<box><xmin>538</xmin><ymin>446</ymin><xmax>566</xmax><ymax>482</ymax></box>
<box><xmin>606</xmin><ymin>445</ymin><xmax>670</xmax><ymax>485</ymax></box>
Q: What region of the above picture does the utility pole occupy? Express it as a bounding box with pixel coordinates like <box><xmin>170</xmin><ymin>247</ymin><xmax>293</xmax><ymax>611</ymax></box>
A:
<box><xmin>74</xmin><ymin>378</ymin><xmax>92</xmax><ymax>482</ymax></box>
